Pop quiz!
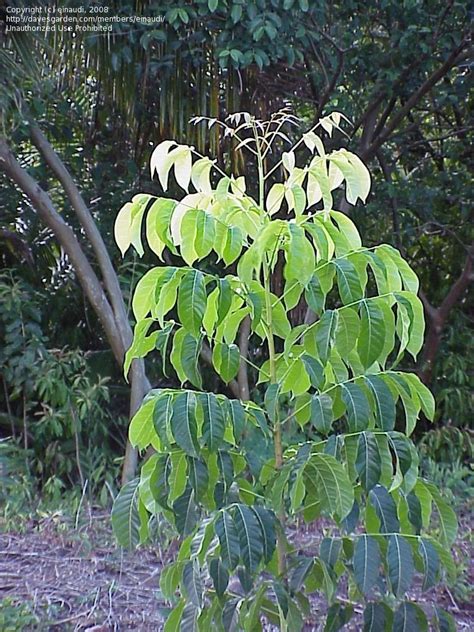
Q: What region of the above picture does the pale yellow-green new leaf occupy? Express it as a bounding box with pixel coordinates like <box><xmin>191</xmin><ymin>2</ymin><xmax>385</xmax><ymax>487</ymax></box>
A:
<box><xmin>114</xmin><ymin>201</ymin><xmax>133</xmax><ymax>256</ymax></box>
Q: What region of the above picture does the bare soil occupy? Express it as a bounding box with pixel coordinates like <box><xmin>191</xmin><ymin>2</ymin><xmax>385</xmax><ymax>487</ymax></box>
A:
<box><xmin>0</xmin><ymin>508</ymin><xmax>472</xmax><ymax>631</ymax></box>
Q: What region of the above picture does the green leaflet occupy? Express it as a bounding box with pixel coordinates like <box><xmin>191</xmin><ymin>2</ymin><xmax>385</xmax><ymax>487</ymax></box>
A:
<box><xmin>153</xmin><ymin>391</ymin><xmax>174</xmax><ymax>445</ymax></box>
<box><xmin>168</xmin><ymin>451</ymin><xmax>188</xmax><ymax>502</ymax></box>
<box><xmin>418</xmin><ymin>537</ymin><xmax>439</xmax><ymax>590</ymax></box>
<box><xmin>365</xmin><ymin>375</ymin><xmax>395</xmax><ymax>431</ymax></box>
<box><xmin>333</xmin><ymin>258</ymin><xmax>362</xmax><ymax>304</ymax></box>
<box><xmin>285</xmin><ymin>223</ymin><xmax>315</xmax><ymax>287</ymax></box>
<box><xmin>194</xmin><ymin>209</ymin><xmax>216</xmax><ymax>259</ymax></box>
<box><xmin>233</xmin><ymin>504</ymin><xmax>264</xmax><ymax>573</ymax></box>
<box><xmin>324</xmin><ymin>603</ymin><xmax>353</xmax><ymax>632</ymax></box>
<box><xmin>394</xmin><ymin>291</ymin><xmax>425</xmax><ymax>359</ymax></box>
<box><xmin>180</xmin><ymin>333</ymin><xmax>202</xmax><ymax>388</ymax></box>
<box><xmin>173</xmin><ymin>486</ymin><xmax>197</xmax><ymax>535</ymax></box>
<box><xmin>132</xmin><ymin>267</ymin><xmax>163</xmax><ymax>319</ymax></box>
<box><xmin>363</xmin><ymin>602</ymin><xmax>393</xmax><ymax>632</ymax></box>
<box><xmin>111</xmin><ymin>478</ymin><xmax>140</xmax><ymax>549</ymax></box>
<box><xmin>422</xmin><ymin>481</ymin><xmax>458</xmax><ymax>546</ymax></box>
<box><xmin>311</xmin><ymin>393</ymin><xmax>333</xmax><ymax>434</ymax></box>
<box><xmin>320</xmin><ymin>537</ymin><xmax>342</xmax><ymax>569</ymax></box>
<box><xmin>315</xmin><ymin>309</ymin><xmax>339</xmax><ymax>364</ymax></box>
<box><xmin>341</xmin><ymin>382</ymin><xmax>370</xmax><ymax>432</ymax></box>
<box><xmin>387</xmin><ymin>534</ymin><xmax>414</xmax><ymax>597</ymax></box>
<box><xmin>163</xmin><ymin>598</ymin><xmax>186</xmax><ymax>632</ymax></box>
<box><xmin>209</xmin><ymin>558</ymin><xmax>229</xmax><ymax>597</ymax></box>
<box><xmin>212</xmin><ymin>341</ymin><xmax>240</xmax><ymax>383</ymax></box>
<box><xmin>178</xmin><ymin>269</ymin><xmax>207</xmax><ymax>336</ymax></box>
<box><xmin>170</xmin><ymin>391</ymin><xmax>199</xmax><ymax>456</ymax></box>
<box><xmin>353</xmin><ymin>535</ymin><xmax>381</xmax><ymax>595</ymax></box>
<box><xmin>129</xmin><ymin>396</ymin><xmax>158</xmax><ymax>450</ymax></box>
<box><xmin>182</xmin><ymin>560</ymin><xmax>203</xmax><ymax>608</ymax></box>
<box><xmin>355</xmin><ymin>432</ymin><xmax>381</xmax><ymax>492</ymax></box>
<box><xmin>305</xmin><ymin>453</ymin><xmax>354</xmax><ymax>520</ymax></box>
<box><xmin>369</xmin><ymin>485</ymin><xmax>400</xmax><ymax>534</ymax></box>
<box><xmin>199</xmin><ymin>392</ymin><xmax>226</xmax><ymax>451</ymax></box>
<box><xmin>357</xmin><ymin>299</ymin><xmax>385</xmax><ymax>368</ymax></box>
<box><xmin>215</xmin><ymin>510</ymin><xmax>240</xmax><ymax>570</ymax></box>
<box><xmin>393</xmin><ymin>602</ymin><xmax>428</xmax><ymax>632</ymax></box>
<box><xmin>334</xmin><ymin>307</ymin><xmax>359</xmax><ymax>356</ymax></box>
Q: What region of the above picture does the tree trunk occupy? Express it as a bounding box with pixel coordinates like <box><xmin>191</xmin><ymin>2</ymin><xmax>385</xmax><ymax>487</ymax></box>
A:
<box><xmin>0</xmin><ymin>136</ymin><xmax>150</xmax><ymax>483</ymax></box>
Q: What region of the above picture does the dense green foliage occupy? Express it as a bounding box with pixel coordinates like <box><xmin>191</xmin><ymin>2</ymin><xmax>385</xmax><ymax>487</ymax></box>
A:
<box><xmin>112</xmin><ymin>112</ymin><xmax>459</xmax><ymax>630</ymax></box>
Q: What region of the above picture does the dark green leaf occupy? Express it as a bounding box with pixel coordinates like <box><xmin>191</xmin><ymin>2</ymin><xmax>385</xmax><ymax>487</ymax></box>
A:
<box><xmin>355</xmin><ymin>432</ymin><xmax>381</xmax><ymax>491</ymax></box>
<box><xmin>182</xmin><ymin>561</ymin><xmax>203</xmax><ymax>607</ymax></box>
<box><xmin>387</xmin><ymin>535</ymin><xmax>414</xmax><ymax>597</ymax></box>
<box><xmin>173</xmin><ymin>486</ymin><xmax>197</xmax><ymax>535</ymax></box>
<box><xmin>200</xmin><ymin>393</ymin><xmax>225</xmax><ymax>452</ymax></box>
<box><xmin>111</xmin><ymin>478</ymin><xmax>140</xmax><ymax>549</ymax></box>
<box><xmin>333</xmin><ymin>258</ymin><xmax>362</xmax><ymax>304</ymax></box>
<box><xmin>209</xmin><ymin>558</ymin><xmax>229</xmax><ymax>597</ymax></box>
<box><xmin>394</xmin><ymin>602</ymin><xmax>428</xmax><ymax>632</ymax></box>
<box><xmin>170</xmin><ymin>391</ymin><xmax>199</xmax><ymax>456</ymax></box>
<box><xmin>178</xmin><ymin>269</ymin><xmax>206</xmax><ymax>336</ymax></box>
<box><xmin>341</xmin><ymin>382</ymin><xmax>370</xmax><ymax>432</ymax></box>
<box><xmin>213</xmin><ymin>341</ymin><xmax>240</xmax><ymax>383</ymax></box>
<box><xmin>215</xmin><ymin>510</ymin><xmax>240</xmax><ymax>570</ymax></box>
<box><xmin>233</xmin><ymin>504</ymin><xmax>264</xmax><ymax>573</ymax></box>
<box><xmin>353</xmin><ymin>535</ymin><xmax>381</xmax><ymax>595</ymax></box>
<box><xmin>252</xmin><ymin>506</ymin><xmax>276</xmax><ymax>563</ymax></box>
<box><xmin>311</xmin><ymin>393</ymin><xmax>333</xmax><ymax>434</ymax></box>
<box><xmin>316</xmin><ymin>309</ymin><xmax>339</xmax><ymax>363</ymax></box>
<box><xmin>418</xmin><ymin>537</ymin><xmax>439</xmax><ymax>590</ymax></box>
<box><xmin>363</xmin><ymin>602</ymin><xmax>392</xmax><ymax>632</ymax></box>
<box><xmin>324</xmin><ymin>603</ymin><xmax>353</xmax><ymax>632</ymax></box>
<box><xmin>369</xmin><ymin>485</ymin><xmax>400</xmax><ymax>534</ymax></box>
<box><xmin>365</xmin><ymin>375</ymin><xmax>395</xmax><ymax>430</ymax></box>
<box><xmin>357</xmin><ymin>300</ymin><xmax>385</xmax><ymax>368</ymax></box>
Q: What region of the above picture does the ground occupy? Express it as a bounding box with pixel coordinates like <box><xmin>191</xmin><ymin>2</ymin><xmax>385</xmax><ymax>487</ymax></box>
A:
<box><xmin>0</xmin><ymin>508</ymin><xmax>472</xmax><ymax>631</ymax></box>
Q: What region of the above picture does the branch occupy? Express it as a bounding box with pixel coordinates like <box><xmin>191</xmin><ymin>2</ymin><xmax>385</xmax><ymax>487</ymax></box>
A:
<box><xmin>362</xmin><ymin>38</ymin><xmax>470</xmax><ymax>159</ymax></box>
<box><xmin>419</xmin><ymin>244</ymin><xmax>473</xmax><ymax>384</ymax></box>
<box><xmin>28</xmin><ymin>124</ymin><xmax>133</xmax><ymax>351</ymax></box>
<box><xmin>238</xmin><ymin>316</ymin><xmax>251</xmax><ymax>400</ymax></box>
<box><xmin>0</xmin><ymin>136</ymin><xmax>125</xmax><ymax>365</ymax></box>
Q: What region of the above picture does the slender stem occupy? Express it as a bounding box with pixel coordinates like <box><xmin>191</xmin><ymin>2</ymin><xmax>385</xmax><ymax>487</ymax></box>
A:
<box><xmin>254</xmin><ymin>124</ymin><xmax>287</xmax><ymax>579</ymax></box>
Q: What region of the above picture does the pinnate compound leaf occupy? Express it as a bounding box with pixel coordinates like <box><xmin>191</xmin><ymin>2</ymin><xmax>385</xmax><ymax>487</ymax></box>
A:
<box><xmin>112</xmin><ymin>478</ymin><xmax>140</xmax><ymax>549</ymax></box>
<box><xmin>387</xmin><ymin>535</ymin><xmax>414</xmax><ymax>597</ymax></box>
<box><xmin>353</xmin><ymin>535</ymin><xmax>380</xmax><ymax>595</ymax></box>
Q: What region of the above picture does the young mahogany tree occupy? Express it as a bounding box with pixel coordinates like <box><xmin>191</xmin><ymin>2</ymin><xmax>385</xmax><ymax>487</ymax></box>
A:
<box><xmin>112</xmin><ymin>111</ymin><xmax>457</xmax><ymax>631</ymax></box>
